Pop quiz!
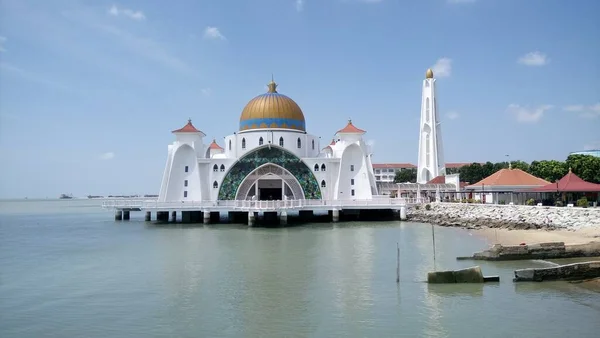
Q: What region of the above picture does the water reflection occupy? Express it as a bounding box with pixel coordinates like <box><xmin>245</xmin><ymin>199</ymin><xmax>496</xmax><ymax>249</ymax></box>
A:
<box><xmin>427</xmin><ymin>283</ymin><xmax>485</xmax><ymax>298</ymax></box>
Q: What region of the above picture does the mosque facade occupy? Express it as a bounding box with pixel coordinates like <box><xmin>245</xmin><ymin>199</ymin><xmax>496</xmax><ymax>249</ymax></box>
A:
<box><xmin>158</xmin><ymin>79</ymin><xmax>379</xmax><ymax>203</ymax></box>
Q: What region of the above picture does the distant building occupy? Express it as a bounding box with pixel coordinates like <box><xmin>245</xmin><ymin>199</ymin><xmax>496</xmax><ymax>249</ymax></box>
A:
<box><xmin>569</xmin><ymin>149</ymin><xmax>600</xmax><ymax>158</ymax></box>
<box><xmin>372</xmin><ymin>162</ymin><xmax>473</xmax><ymax>184</ymax></box>
<box><xmin>372</xmin><ymin>163</ymin><xmax>416</xmax><ymax>183</ymax></box>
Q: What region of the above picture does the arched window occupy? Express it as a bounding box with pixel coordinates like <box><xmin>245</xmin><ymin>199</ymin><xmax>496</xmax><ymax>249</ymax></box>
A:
<box><xmin>314</xmin><ymin>164</ymin><xmax>319</xmax><ymax>172</ymax></box>
<box><xmin>213</xmin><ymin>181</ymin><xmax>218</xmax><ymax>189</ymax></box>
<box><xmin>259</xmin><ymin>137</ymin><xmax>263</xmax><ymax>146</ymax></box>
<box><xmin>321</xmin><ymin>180</ymin><xmax>326</xmax><ymax>188</ymax></box>
<box><xmin>213</xmin><ymin>164</ymin><xmax>218</xmax><ymax>172</ymax></box>
<box><xmin>279</xmin><ymin>137</ymin><xmax>284</xmax><ymax>147</ymax></box>
<box><xmin>220</xmin><ymin>164</ymin><xmax>225</xmax><ymax>172</ymax></box>
<box><xmin>228</xmin><ymin>140</ymin><xmax>231</xmax><ymax>150</ymax></box>
<box><xmin>312</xmin><ymin>139</ymin><xmax>315</xmax><ymax>150</ymax></box>
<box><xmin>297</xmin><ymin>137</ymin><xmax>301</xmax><ymax>148</ymax></box>
<box><xmin>242</xmin><ymin>138</ymin><xmax>246</xmax><ymax>149</ymax></box>
<box><xmin>321</xmin><ymin>164</ymin><xmax>326</xmax><ymax>171</ymax></box>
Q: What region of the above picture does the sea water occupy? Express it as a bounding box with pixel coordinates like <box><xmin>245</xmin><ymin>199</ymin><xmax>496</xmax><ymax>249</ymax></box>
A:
<box><xmin>0</xmin><ymin>199</ymin><xmax>599</xmax><ymax>337</ymax></box>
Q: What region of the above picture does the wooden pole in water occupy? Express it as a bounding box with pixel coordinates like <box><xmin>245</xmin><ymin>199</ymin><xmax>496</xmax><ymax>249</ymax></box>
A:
<box><xmin>396</xmin><ymin>242</ymin><xmax>400</xmax><ymax>283</ymax></box>
<box><xmin>432</xmin><ymin>224</ymin><xmax>437</xmax><ymax>271</ymax></box>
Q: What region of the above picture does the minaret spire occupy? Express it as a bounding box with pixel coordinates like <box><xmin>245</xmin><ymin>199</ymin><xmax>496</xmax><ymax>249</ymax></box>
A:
<box><xmin>267</xmin><ymin>75</ymin><xmax>278</xmax><ymax>93</ymax></box>
<box><xmin>416</xmin><ymin>68</ymin><xmax>446</xmax><ymax>183</ymax></box>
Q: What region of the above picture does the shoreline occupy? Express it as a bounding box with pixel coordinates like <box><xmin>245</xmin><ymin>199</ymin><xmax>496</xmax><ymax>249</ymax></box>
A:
<box><xmin>408</xmin><ymin>203</ymin><xmax>600</xmax><ymax>246</ymax></box>
<box><xmin>470</xmin><ymin>227</ymin><xmax>600</xmax><ymax>246</ymax></box>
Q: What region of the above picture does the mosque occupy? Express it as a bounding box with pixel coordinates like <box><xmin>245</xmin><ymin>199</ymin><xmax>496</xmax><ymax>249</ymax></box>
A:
<box><xmin>158</xmin><ymin>78</ymin><xmax>380</xmax><ymax>203</ymax></box>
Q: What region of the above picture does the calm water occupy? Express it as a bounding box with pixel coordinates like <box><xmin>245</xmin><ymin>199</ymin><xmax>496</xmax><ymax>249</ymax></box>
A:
<box><xmin>1</xmin><ymin>199</ymin><xmax>599</xmax><ymax>338</ymax></box>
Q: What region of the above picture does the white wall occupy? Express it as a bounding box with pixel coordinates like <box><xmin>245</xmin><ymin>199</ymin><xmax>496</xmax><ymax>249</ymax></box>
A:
<box><xmin>224</xmin><ymin>129</ymin><xmax>320</xmax><ymax>159</ymax></box>
<box><xmin>164</xmin><ymin>144</ymin><xmax>202</xmax><ymax>201</ymax></box>
<box><xmin>335</xmin><ymin>143</ymin><xmax>373</xmax><ymax>199</ymax></box>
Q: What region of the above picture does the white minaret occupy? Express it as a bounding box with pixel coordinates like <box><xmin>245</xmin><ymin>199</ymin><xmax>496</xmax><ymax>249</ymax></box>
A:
<box><xmin>417</xmin><ymin>68</ymin><xmax>445</xmax><ymax>184</ymax></box>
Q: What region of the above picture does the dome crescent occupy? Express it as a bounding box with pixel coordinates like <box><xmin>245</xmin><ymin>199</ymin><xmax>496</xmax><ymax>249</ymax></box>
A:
<box><xmin>239</xmin><ymin>81</ymin><xmax>306</xmax><ymax>132</ymax></box>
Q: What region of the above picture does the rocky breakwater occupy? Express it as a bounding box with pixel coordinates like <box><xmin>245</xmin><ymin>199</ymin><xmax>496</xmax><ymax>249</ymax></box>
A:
<box><xmin>407</xmin><ymin>203</ymin><xmax>600</xmax><ymax>230</ymax></box>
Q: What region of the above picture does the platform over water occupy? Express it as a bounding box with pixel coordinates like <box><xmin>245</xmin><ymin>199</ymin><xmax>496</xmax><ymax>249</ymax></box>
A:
<box><xmin>102</xmin><ymin>198</ymin><xmax>426</xmax><ymax>212</ymax></box>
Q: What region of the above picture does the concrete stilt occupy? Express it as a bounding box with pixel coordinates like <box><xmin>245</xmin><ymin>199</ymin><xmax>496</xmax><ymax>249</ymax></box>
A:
<box><xmin>203</xmin><ymin>210</ymin><xmax>210</xmax><ymax>224</ymax></box>
<box><xmin>157</xmin><ymin>211</ymin><xmax>169</xmax><ymax>222</ymax></box>
<box><xmin>171</xmin><ymin>211</ymin><xmax>177</xmax><ymax>222</ymax></box>
<box><xmin>280</xmin><ymin>211</ymin><xmax>288</xmax><ymax>225</ymax></box>
<box><xmin>248</xmin><ymin>212</ymin><xmax>255</xmax><ymax>226</ymax></box>
<box><xmin>115</xmin><ymin>210</ymin><xmax>123</xmax><ymax>221</ymax></box>
<box><xmin>182</xmin><ymin>211</ymin><xmax>192</xmax><ymax>223</ymax></box>
<box><xmin>145</xmin><ymin>211</ymin><xmax>152</xmax><ymax>222</ymax></box>
<box><xmin>400</xmin><ymin>206</ymin><xmax>407</xmax><ymax>221</ymax></box>
<box><xmin>332</xmin><ymin>209</ymin><xmax>340</xmax><ymax>222</ymax></box>
<box><xmin>123</xmin><ymin>210</ymin><xmax>130</xmax><ymax>220</ymax></box>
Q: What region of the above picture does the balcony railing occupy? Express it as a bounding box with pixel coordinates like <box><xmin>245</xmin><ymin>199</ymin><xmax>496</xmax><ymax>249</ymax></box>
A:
<box><xmin>102</xmin><ymin>198</ymin><xmax>428</xmax><ymax>211</ymax></box>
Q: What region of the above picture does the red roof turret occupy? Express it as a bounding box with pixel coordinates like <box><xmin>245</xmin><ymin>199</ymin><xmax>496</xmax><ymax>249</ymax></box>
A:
<box><xmin>336</xmin><ymin>119</ymin><xmax>366</xmax><ymax>134</ymax></box>
<box><xmin>172</xmin><ymin>119</ymin><xmax>204</xmax><ymax>134</ymax></box>
<box><xmin>209</xmin><ymin>139</ymin><xmax>224</xmax><ymax>150</ymax></box>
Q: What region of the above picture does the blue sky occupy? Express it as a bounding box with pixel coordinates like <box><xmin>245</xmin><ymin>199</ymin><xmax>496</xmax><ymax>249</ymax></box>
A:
<box><xmin>0</xmin><ymin>0</ymin><xmax>599</xmax><ymax>198</ymax></box>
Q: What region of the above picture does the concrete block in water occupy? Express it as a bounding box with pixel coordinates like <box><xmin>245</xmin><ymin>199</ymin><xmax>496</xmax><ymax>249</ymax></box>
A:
<box><xmin>514</xmin><ymin>261</ymin><xmax>600</xmax><ymax>282</ymax></box>
<box><xmin>428</xmin><ymin>266</ymin><xmax>485</xmax><ymax>284</ymax></box>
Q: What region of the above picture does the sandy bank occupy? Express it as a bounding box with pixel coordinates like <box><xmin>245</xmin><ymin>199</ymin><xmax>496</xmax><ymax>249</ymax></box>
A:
<box><xmin>470</xmin><ymin>227</ymin><xmax>600</xmax><ymax>246</ymax></box>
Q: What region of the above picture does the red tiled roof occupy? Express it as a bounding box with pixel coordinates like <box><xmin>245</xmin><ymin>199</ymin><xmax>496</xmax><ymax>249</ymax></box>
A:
<box><xmin>427</xmin><ymin>175</ymin><xmax>446</xmax><ymax>184</ymax></box>
<box><xmin>373</xmin><ymin>163</ymin><xmax>416</xmax><ymax>169</ymax></box>
<box><xmin>208</xmin><ymin>139</ymin><xmax>224</xmax><ymax>150</ymax></box>
<box><xmin>172</xmin><ymin>119</ymin><xmax>203</xmax><ymax>133</ymax></box>
<box><xmin>336</xmin><ymin>119</ymin><xmax>366</xmax><ymax>134</ymax></box>
<box><xmin>322</xmin><ymin>139</ymin><xmax>336</xmax><ymax>151</ymax></box>
<box><xmin>469</xmin><ymin>168</ymin><xmax>550</xmax><ymax>187</ymax></box>
<box><xmin>446</xmin><ymin>162</ymin><xmax>481</xmax><ymax>168</ymax></box>
<box><xmin>530</xmin><ymin>169</ymin><xmax>600</xmax><ymax>192</ymax></box>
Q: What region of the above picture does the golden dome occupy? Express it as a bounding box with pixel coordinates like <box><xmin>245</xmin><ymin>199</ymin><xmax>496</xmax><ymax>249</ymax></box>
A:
<box><xmin>239</xmin><ymin>79</ymin><xmax>306</xmax><ymax>131</ymax></box>
<box><xmin>426</xmin><ymin>68</ymin><xmax>434</xmax><ymax>79</ymax></box>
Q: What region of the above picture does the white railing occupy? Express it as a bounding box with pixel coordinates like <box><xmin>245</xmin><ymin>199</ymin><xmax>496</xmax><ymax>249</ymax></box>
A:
<box><xmin>102</xmin><ymin>198</ymin><xmax>429</xmax><ymax>211</ymax></box>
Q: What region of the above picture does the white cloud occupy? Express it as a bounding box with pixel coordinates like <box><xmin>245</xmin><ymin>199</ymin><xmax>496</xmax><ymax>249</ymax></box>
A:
<box><xmin>431</xmin><ymin>58</ymin><xmax>452</xmax><ymax>78</ymax></box>
<box><xmin>99</xmin><ymin>152</ymin><xmax>115</xmax><ymax>160</ymax></box>
<box><xmin>518</xmin><ymin>51</ymin><xmax>549</xmax><ymax>66</ymax></box>
<box><xmin>564</xmin><ymin>103</ymin><xmax>600</xmax><ymax>119</ymax></box>
<box><xmin>296</xmin><ymin>0</ymin><xmax>304</xmax><ymax>12</ymax></box>
<box><xmin>203</xmin><ymin>27</ymin><xmax>225</xmax><ymax>40</ymax></box>
<box><xmin>446</xmin><ymin>111</ymin><xmax>460</xmax><ymax>120</ymax></box>
<box><xmin>507</xmin><ymin>104</ymin><xmax>553</xmax><ymax>123</ymax></box>
<box><xmin>108</xmin><ymin>5</ymin><xmax>145</xmax><ymax>21</ymax></box>
<box><xmin>0</xmin><ymin>36</ymin><xmax>6</xmax><ymax>52</ymax></box>
<box><xmin>201</xmin><ymin>88</ymin><xmax>212</xmax><ymax>96</ymax></box>
<box><xmin>447</xmin><ymin>0</ymin><xmax>477</xmax><ymax>4</ymax></box>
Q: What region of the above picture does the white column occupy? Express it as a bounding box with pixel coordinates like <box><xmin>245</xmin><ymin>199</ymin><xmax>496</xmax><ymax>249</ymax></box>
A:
<box><xmin>417</xmin><ymin>69</ymin><xmax>446</xmax><ymax>184</ymax></box>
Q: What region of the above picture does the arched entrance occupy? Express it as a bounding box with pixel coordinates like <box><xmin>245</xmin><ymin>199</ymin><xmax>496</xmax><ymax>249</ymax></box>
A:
<box><xmin>235</xmin><ymin>164</ymin><xmax>304</xmax><ymax>200</ymax></box>
<box><xmin>217</xmin><ymin>145</ymin><xmax>321</xmax><ymax>200</ymax></box>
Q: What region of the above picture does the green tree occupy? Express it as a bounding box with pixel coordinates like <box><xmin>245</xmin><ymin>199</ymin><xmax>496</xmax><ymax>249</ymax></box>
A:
<box><xmin>510</xmin><ymin>160</ymin><xmax>530</xmax><ymax>172</ymax></box>
<box><xmin>528</xmin><ymin>160</ymin><xmax>568</xmax><ymax>182</ymax></box>
<box><xmin>459</xmin><ymin>163</ymin><xmax>486</xmax><ymax>184</ymax></box>
<box><xmin>566</xmin><ymin>154</ymin><xmax>600</xmax><ymax>183</ymax></box>
<box><xmin>445</xmin><ymin>167</ymin><xmax>461</xmax><ymax>175</ymax></box>
<box><xmin>394</xmin><ymin>168</ymin><xmax>417</xmax><ymax>183</ymax></box>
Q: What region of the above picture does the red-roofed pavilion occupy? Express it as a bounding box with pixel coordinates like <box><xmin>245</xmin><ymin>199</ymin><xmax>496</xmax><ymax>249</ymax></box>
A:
<box><xmin>530</xmin><ymin>169</ymin><xmax>600</xmax><ymax>193</ymax></box>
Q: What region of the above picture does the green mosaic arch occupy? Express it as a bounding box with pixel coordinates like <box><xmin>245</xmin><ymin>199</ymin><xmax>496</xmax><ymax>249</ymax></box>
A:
<box><xmin>218</xmin><ymin>146</ymin><xmax>322</xmax><ymax>200</ymax></box>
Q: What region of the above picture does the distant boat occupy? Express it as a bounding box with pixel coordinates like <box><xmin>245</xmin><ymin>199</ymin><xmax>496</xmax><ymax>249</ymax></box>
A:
<box><xmin>87</xmin><ymin>195</ymin><xmax>104</xmax><ymax>199</ymax></box>
<box><xmin>59</xmin><ymin>194</ymin><xmax>73</xmax><ymax>199</ymax></box>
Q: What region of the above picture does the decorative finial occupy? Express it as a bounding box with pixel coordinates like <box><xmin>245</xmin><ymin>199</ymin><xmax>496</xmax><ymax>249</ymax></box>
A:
<box><xmin>569</xmin><ymin>167</ymin><xmax>572</xmax><ymax>173</ymax></box>
<box><xmin>348</xmin><ymin>118</ymin><xmax>352</xmax><ymax>124</ymax></box>
<box><xmin>188</xmin><ymin>118</ymin><xmax>192</xmax><ymax>123</ymax></box>
<box><xmin>267</xmin><ymin>76</ymin><xmax>278</xmax><ymax>93</ymax></box>
<box><xmin>426</xmin><ymin>68</ymin><xmax>434</xmax><ymax>79</ymax></box>
<box><xmin>508</xmin><ymin>162</ymin><xmax>512</xmax><ymax>169</ymax></box>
